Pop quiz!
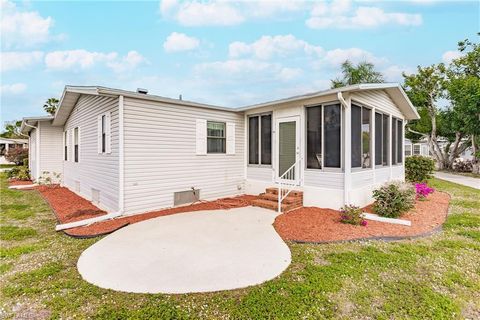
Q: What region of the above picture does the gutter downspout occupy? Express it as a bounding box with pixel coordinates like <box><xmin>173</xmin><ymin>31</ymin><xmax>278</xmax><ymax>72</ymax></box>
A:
<box><xmin>24</xmin><ymin>122</ymin><xmax>40</xmax><ymax>181</ymax></box>
<box><xmin>338</xmin><ymin>92</ymin><xmax>351</xmax><ymax>205</ymax></box>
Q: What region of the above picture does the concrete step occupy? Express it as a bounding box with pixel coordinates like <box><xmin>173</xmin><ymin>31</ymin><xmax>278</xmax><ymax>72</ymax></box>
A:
<box><xmin>259</xmin><ymin>192</ymin><xmax>302</xmax><ymax>204</ymax></box>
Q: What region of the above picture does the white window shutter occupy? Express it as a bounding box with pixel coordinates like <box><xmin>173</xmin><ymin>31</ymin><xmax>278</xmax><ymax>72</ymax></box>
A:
<box><xmin>106</xmin><ymin>112</ymin><xmax>112</xmax><ymax>154</ymax></box>
<box><xmin>226</xmin><ymin>122</ymin><xmax>235</xmax><ymax>155</ymax></box>
<box><xmin>97</xmin><ymin>115</ymin><xmax>102</xmax><ymax>154</ymax></box>
<box><xmin>196</xmin><ymin>119</ymin><xmax>207</xmax><ymax>155</ymax></box>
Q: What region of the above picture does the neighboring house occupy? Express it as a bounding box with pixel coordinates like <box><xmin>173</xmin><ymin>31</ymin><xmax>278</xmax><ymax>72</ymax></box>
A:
<box><xmin>0</xmin><ymin>137</ymin><xmax>28</xmax><ymax>165</ymax></box>
<box><xmin>404</xmin><ymin>138</ymin><xmax>473</xmax><ymax>160</ymax></box>
<box><xmin>20</xmin><ymin>83</ymin><xmax>419</xmax><ymax>215</ymax></box>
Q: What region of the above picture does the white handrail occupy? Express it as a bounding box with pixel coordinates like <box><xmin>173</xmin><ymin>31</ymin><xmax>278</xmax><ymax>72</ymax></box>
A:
<box><xmin>278</xmin><ymin>157</ymin><xmax>302</xmax><ymax>213</ymax></box>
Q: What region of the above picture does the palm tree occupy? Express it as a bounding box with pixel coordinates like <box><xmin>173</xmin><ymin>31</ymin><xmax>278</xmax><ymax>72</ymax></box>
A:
<box><xmin>331</xmin><ymin>60</ymin><xmax>384</xmax><ymax>89</ymax></box>
<box><xmin>43</xmin><ymin>98</ymin><xmax>59</xmax><ymax>115</ymax></box>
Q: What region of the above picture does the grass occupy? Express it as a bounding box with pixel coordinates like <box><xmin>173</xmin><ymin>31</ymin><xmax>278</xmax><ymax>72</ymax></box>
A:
<box><xmin>0</xmin><ymin>174</ymin><xmax>479</xmax><ymax>319</ymax></box>
<box><xmin>0</xmin><ymin>164</ymin><xmax>17</xmax><ymax>169</ymax></box>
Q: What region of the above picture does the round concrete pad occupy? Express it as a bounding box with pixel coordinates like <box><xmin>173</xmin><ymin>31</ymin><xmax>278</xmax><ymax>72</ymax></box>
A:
<box><xmin>77</xmin><ymin>206</ymin><xmax>291</xmax><ymax>294</ymax></box>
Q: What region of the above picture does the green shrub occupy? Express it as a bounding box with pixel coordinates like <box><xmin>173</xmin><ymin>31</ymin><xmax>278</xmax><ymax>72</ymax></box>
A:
<box><xmin>372</xmin><ymin>181</ymin><xmax>415</xmax><ymax>218</ymax></box>
<box><xmin>6</xmin><ymin>166</ymin><xmax>30</xmax><ymax>181</ymax></box>
<box><xmin>340</xmin><ymin>205</ymin><xmax>367</xmax><ymax>226</ymax></box>
<box><xmin>405</xmin><ymin>155</ymin><xmax>435</xmax><ymax>182</ymax></box>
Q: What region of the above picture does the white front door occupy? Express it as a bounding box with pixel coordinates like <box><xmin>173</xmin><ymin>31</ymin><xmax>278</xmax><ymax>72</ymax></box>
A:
<box><xmin>275</xmin><ymin>116</ymin><xmax>300</xmax><ymax>184</ymax></box>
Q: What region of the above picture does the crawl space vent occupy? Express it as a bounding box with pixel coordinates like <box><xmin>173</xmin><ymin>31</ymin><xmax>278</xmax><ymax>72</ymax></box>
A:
<box><xmin>91</xmin><ymin>188</ymin><xmax>100</xmax><ymax>204</ymax></box>
<box><xmin>174</xmin><ymin>189</ymin><xmax>200</xmax><ymax>206</ymax></box>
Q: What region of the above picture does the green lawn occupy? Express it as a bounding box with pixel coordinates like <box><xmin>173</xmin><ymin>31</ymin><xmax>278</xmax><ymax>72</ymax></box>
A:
<box><xmin>1</xmin><ymin>174</ymin><xmax>479</xmax><ymax>319</ymax></box>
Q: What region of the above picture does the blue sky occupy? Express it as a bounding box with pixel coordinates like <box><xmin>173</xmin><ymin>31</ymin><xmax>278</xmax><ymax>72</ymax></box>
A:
<box><xmin>1</xmin><ymin>0</ymin><xmax>478</xmax><ymax>123</ymax></box>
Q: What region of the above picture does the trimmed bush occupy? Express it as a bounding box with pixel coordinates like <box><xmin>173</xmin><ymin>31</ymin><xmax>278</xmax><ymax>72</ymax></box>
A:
<box><xmin>405</xmin><ymin>155</ymin><xmax>435</xmax><ymax>182</ymax></box>
<box><xmin>372</xmin><ymin>181</ymin><xmax>415</xmax><ymax>218</ymax></box>
<box><xmin>340</xmin><ymin>205</ymin><xmax>367</xmax><ymax>226</ymax></box>
<box><xmin>6</xmin><ymin>166</ymin><xmax>30</xmax><ymax>181</ymax></box>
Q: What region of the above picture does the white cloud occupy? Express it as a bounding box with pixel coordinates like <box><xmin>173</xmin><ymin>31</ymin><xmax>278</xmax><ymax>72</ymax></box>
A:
<box><xmin>44</xmin><ymin>49</ymin><xmax>146</xmax><ymax>72</ymax></box>
<box><xmin>277</xmin><ymin>67</ymin><xmax>303</xmax><ymax>81</ymax></box>
<box><xmin>158</xmin><ymin>0</ymin><xmax>306</xmax><ymax>26</ymax></box>
<box><xmin>195</xmin><ymin>59</ymin><xmax>272</xmax><ymax>76</ymax></box>
<box><xmin>107</xmin><ymin>51</ymin><xmax>147</xmax><ymax>73</ymax></box>
<box><xmin>382</xmin><ymin>65</ymin><xmax>414</xmax><ymax>82</ymax></box>
<box><xmin>0</xmin><ymin>51</ymin><xmax>44</xmax><ymax>72</ymax></box>
<box><xmin>323</xmin><ymin>47</ymin><xmax>387</xmax><ymax>66</ymax></box>
<box><xmin>229</xmin><ymin>34</ymin><xmax>323</xmax><ymax>60</ymax></box>
<box><xmin>442</xmin><ymin>50</ymin><xmax>462</xmax><ymax>64</ymax></box>
<box><xmin>1</xmin><ymin>83</ymin><xmax>27</xmax><ymax>95</ymax></box>
<box><xmin>175</xmin><ymin>1</ymin><xmax>244</xmax><ymax>26</ymax></box>
<box><xmin>306</xmin><ymin>0</ymin><xmax>422</xmax><ymax>29</ymax></box>
<box><xmin>0</xmin><ymin>0</ymin><xmax>55</xmax><ymax>48</ymax></box>
<box><xmin>163</xmin><ymin>32</ymin><xmax>200</xmax><ymax>52</ymax></box>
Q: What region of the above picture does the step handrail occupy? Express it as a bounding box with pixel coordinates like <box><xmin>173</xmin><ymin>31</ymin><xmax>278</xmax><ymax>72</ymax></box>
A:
<box><xmin>278</xmin><ymin>157</ymin><xmax>302</xmax><ymax>213</ymax></box>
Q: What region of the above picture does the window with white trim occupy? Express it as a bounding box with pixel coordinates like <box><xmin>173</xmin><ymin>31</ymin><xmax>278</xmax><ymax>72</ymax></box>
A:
<box><xmin>405</xmin><ymin>144</ymin><xmax>412</xmax><ymax>157</ymax></box>
<box><xmin>74</xmin><ymin>127</ymin><xmax>79</xmax><ymax>162</ymax></box>
<box><xmin>391</xmin><ymin>117</ymin><xmax>403</xmax><ymax>165</ymax></box>
<box><xmin>248</xmin><ymin>114</ymin><xmax>272</xmax><ymax>165</ymax></box>
<box><xmin>207</xmin><ymin>121</ymin><xmax>226</xmax><ymax>153</ymax></box>
<box><xmin>374</xmin><ymin>112</ymin><xmax>390</xmax><ymax>166</ymax></box>
<box><xmin>351</xmin><ymin>104</ymin><xmax>371</xmax><ymax>169</ymax></box>
<box><xmin>306</xmin><ymin>103</ymin><xmax>342</xmax><ymax>169</ymax></box>
<box><xmin>101</xmin><ymin>115</ymin><xmax>106</xmax><ymax>153</ymax></box>
<box><xmin>97</xmin><ymin>112</ymin><xmax>111</xmax><ymax>154</ymax></box>
<box><xmin>64</xmin><ymin>131</ymin><xmax>68</xmax><ymax>161</ymax></box>
<box><xmin>413</xmin><ymin>144</ymin><xmax>421</xmax><ymax>155</ymax></box>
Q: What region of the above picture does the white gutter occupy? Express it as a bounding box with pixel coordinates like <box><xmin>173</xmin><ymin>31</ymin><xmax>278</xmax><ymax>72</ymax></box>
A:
<box><xmin>338</xmin><ymin>92</ymin><xmax>351</xmax><ymax>205</ymax></box>
<box><xmin>55</xmin><ymin>212</ymin><xmax>123</xmax><ymax>231</ymax></box>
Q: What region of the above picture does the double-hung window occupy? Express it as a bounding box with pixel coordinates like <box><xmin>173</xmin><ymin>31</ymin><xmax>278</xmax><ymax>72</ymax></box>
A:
<box><xmin>306</xmin><ymin>103</ymin><xmax>342</xmax><ymax>169</ymax></box>
<box><xmin>64</xmin><ymin>131</ymin><xmax>68</xmax><ymax>161</ymax></box>
<box><xmin>248</xmin><ymin>114</ymin><xmax>272</xmax><ymax>165</ymax></box>
<box><xmin>413</xmin><ymin>144</ymin><xmax>421</xmax><ymax>155</ymax></box>
<box><xmin>207</xmin><ymin>121</ymin><xmax>226</xmax><ymax>153</ymax></box>
<box><xmin>101</xmin><ymin>115</ymin><xmax>106</xmax><ymax>153</ymax></box>
<box><xmin>391</xmin><ymin>117</ymin><xmax>403</xmax><ymax>165</ymax></box>
<box><xmin>374</xmin><ymin>112</ymin><xmax>390</xmax><ymax>166</ymax></box>
<box><xmin>405</xmin><ymin>144</ymin><xmax>412</xmax><ymax>157</ymax></box>
<box><xmin>351</xmin><ymin>104</ymin><xmax>371</xmax><ymax>169</ymax></box>
<box><xmin>74</xmin><ymin>127</ymin><xmax>79</xmax><ymax>163</ymax></box>
<box><xmin>98</xmin><ymin>112</ymin><xmax>111</xmax><ymax>154</ymax></box>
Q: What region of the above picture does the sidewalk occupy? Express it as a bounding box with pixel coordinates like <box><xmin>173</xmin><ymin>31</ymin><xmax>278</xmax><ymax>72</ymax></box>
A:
<box><xmin>434</xmin><ymin>172</ymin><xmax>480</xmax><ymax>189</ymax></box>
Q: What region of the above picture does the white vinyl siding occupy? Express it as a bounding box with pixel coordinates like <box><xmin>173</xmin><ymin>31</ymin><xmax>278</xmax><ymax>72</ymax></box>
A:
<box><xmin>63</xmin><ymin>95</ymin><xmax>119</xmax><ymax>212</ymax></box>
<box><xmin>246</xmin><ymin>166</ymin><xmax>272</xmax><ymax>181</ymax></box>
<box><xmin>351</xmin><ymin>90</ymin><xmax>404</xmax><ymax>119</ymax></box>
<box><xmin>304</xmin><ymin>171</ymin><xmax>344</xmax><ymax>189</ymax></box>
<box><xmin>123</xmin><ymin>97</ymin><xmax>244</xmax><ymax>215</ymax></box>
<box><xmin>39</xmin><ymin>121</ymin><xmax>63</xmax><ymax>180</ymax></box>
<box><xmin>29</xmin><ymin>129</ymin><xmax>37</xmax><ymax>179</ymax></box>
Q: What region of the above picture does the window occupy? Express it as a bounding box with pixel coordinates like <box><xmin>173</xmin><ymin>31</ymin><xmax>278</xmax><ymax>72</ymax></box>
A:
<box><xmin>248</xmin><ymin>114</ymin><xmax>272</xmax><ymax>165</ymax></box>
<box><xmin>351</xmin><ymin>104</ymin><xmax>371</xmax><ymax>168</ymax></box>
<box><xmin>101</xmin><ymin>115</ymin><xmax>106</xmax><ymax>153</ymax></box>
<box><xmin>64</xmin><ymin>131</ymin><xmax>68</xmax><ymax>161</ymax></box>
<box><xmin>306</xmin><ymin>106</ymin><xmax>322</xmax><ymax>169</ymax></box>
<box><xmin>307</xmin><ymin>104</ymin><xmax>342</xmax><ymax>169</ymax></box>
<box><xmin>413</xmin><ymin>144</ymin><xmax>421</xmax><ymax>155</ymax></box>
<box><xmin>391</xmin><ymin>117</ymin><xmax>403</xmax><ymax>165</ymax></box>
<box><xmin>405</xmin><ymin>145</ymin><xmax>412</xmax><ymax>157</ymax></box>
<box><xmin>74</xmin><ymin>127</ymin><xmax>79</xmax><ymax>162</ymax></box>
<box><xmin>207</xmin><ymin>121</ymin><xmax>226</xmax><ymax>153</ymax></box>
<box><xmin>374</xmin><ymin>112</ymin><xmax>390</xmax><ymax>166</ymax></box>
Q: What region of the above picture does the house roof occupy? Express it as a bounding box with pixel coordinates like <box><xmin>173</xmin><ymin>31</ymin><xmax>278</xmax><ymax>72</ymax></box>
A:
<box><xmin>238</xmin><ymin>83</ymin><xmax>420</xmax><ymax>120</ymax></box>
<box><xmin>52</xmin><ymin>86</ymin><xmax>234</xmax><ymax>126</ymax></box>
<box><xmin>0</xmin><ymin>137</ymin><xmax>28</xmax><ymax>144</ymax></box>
<box><xmin>38</xmin><ymin>82</ymin><xmax>419</xmax><ymax>128</ymax></box>
<box><xmin>20</xmin><ymin>116</ymin><xmax>55</xmax><ymax>134</ymax></box>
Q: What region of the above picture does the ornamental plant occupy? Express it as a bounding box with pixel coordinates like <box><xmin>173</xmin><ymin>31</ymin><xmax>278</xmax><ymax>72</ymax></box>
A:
<box><xmin>372</xmin><ymin>181</ymin><xmax>415</xmax><ymax>218</ymax></box>
<box><xmin>415</xmin><ymin>182</ymin><xmax>434</xmax><ymax>199</ymax></box>
<box><xmin>340</xmin><ymin>205</ymin><xmax>367</xmax><ymax>226</ymax></box>
<box><xmin>405</xmin><ymin>155</ymin><xmax>435</xmax><ymax>182</ymax></box>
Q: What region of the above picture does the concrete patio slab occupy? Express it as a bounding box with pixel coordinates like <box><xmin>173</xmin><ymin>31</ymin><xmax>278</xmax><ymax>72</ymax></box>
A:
<box><xmin>77</xmin><ymin>206</ymin><xmax>291</xmax><ymax>294</ymax></box>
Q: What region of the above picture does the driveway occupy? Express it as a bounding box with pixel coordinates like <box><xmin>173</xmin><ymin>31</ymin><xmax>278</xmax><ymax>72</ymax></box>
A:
<box><xmin>434</xmin><ymin>172</ymin><xmax>480</xmax><ymax>189</ymax></box>
<box><xmin>77</xmin><ymin>206</ymin><xmax>291</xmax><ymax>294</ymax></box>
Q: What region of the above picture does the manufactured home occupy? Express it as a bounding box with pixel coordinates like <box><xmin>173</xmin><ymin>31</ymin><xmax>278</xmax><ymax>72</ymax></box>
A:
<box><xmin>20</xmin><ymin>83</ymin><xmax>419</xmax><ymax>215</ymax></box>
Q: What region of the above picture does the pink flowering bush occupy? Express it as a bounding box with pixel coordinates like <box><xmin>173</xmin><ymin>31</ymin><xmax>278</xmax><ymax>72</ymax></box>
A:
<box><xmin>415</xmin><ymin>182</ymin><xmax>434</xmax><ymax>200</ymax></box>
<box><xmin>340</xmin><ymin>205</ymin><xmax>367</xmax><ymax>226</ymax></box>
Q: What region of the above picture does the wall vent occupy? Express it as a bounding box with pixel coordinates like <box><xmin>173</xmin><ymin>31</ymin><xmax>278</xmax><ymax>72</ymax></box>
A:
<box><xmin>91</xmin><ymin>188</ymin><xmax>100</xmax><ymax>204</ymax></box>
<box><xmin>174</xmin><ymin>189</ymin><xmax>200</xmax><ymax>206</ymax></box>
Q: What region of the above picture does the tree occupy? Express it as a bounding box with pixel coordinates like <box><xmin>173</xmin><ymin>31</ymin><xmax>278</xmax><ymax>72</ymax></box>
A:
<box><xmin>445</xmin><ymin>35</ymin><xmax>480</xmax><ymax>173</ymax></box>
<box><xmin>331</xmin><ymin>60</ymin><xmax>384</xmax><ymax>88</ymax></box>
<box><xmin>0</xmin><ymin>120</ymin><xmax>22</xmax><ymax>138</ymax></box>
<box><xmin>403</xmin><ymin>64</ymin><xmax>450</xmax><ymax>168</ymax></box>
<box><xmin>43</xmin><ymin>98</ymin><xmax>59</xmax><ymax>115</ymax></box>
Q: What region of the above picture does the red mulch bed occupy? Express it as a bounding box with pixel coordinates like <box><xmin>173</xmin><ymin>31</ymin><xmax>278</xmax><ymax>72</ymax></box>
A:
<box><xmin>274</xmin><ymin>191</ymin><xmax>450</xmax><ymax>243</ymax></box>
<box><xmin>33</xmin><ymin>185</ymin><xmax>257</xmax><ymax>237</ymax></box>
<box><xmin>8</xmin><ymin>179</ymin><xmax>34</xmax><ymax>186</ymax></box>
